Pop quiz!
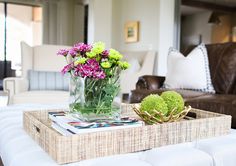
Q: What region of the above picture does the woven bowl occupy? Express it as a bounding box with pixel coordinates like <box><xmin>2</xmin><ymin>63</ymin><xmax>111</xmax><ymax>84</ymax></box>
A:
<box><xmin>132</xmin><ymin>104</ymin><xmax>191</xmax><ymax>124</ymax></box>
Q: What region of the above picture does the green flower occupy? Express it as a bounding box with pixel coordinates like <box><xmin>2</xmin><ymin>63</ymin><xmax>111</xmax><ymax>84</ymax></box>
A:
<box><xmin>86</xmin><ymin>51</ymin><xmax>96</xmax><ymax>58</ymax></box>
<box><xmin>161</xmin><ymin>91</ymin><xmax>184</xmax><ymax>114</ymax></box>
<box><xmin>118</xmin><ymin>61</ymin><xmax>130</xmax><ymax>70</ymax></box>
<box><xmin>109</xmin><ymin>49</ymin><xmax>123</xmax><ymax>60</ymax></box>
<box><xmin>101</xmin><ymin>61</ymin><xmax>112</xmax><ymax>69</ymax></box>
<box><xmin>92</xmin><ymin>42</ymin><xmax>105</xmax><ymax>54</ymax></box>
<box><xmin>140</xmin><ymin>94</ymin><xmax>168</xmax><ymax>116</ymax></box>
<box><xmin>74</xmin><ymin>57</ymin><xmax>87</xmax><ymax>66</ymax></box>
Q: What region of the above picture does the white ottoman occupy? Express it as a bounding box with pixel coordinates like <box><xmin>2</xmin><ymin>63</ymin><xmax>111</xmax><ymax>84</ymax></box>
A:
<box><xmin>196</xmin><ymin>135</ymin><xmax>236</xmax><ymax>166</ymax></box>
<box><xmin>142</xmin><ymin>144</ymin><xmax>213</xmax><ymax>166</ymax></box>
<box><xmin>1</xmin><ymin>104</ymin><xmax>236</xmax><ymax>166</ymax></box>
<box><xmin>77</xmin><ymin>153</ymin><xmax>152</xmax><ymax>166</ymax></box>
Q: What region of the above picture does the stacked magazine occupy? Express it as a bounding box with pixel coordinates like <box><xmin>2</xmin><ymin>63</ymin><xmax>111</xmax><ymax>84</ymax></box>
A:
<box><xmin>48</xmin><ymin>111</ymin><xmax>144</xmax><ymax>136</ymax></box>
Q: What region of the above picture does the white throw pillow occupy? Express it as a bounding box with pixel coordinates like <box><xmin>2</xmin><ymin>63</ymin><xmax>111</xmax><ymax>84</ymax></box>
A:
<box><xmin>164</xmin><ymin>44</ymin><xmax>215</xmax><ymax>93</ymax></box>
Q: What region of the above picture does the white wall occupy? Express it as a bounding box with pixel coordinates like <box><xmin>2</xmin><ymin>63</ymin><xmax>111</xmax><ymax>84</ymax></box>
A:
<box><xmin>88</xmin><ymin>0</ymin><xmax>112</xmax><ymax>48</ymax></box>
<box><xmin>112</xmin><ymin>0</ymin><xmax>159</xmax><ymax>52</ymax></box>
<box><xmin>111</xmin><ymin>0</ymin><xmax>121</xmax><ymax>50</ymax></box>
<box><xmin>157</xmin><ymin>0</ymin><xmax>175</xmax><ymax>76</ymax></box>
<box><xmin>32</xmin><ymin>22</ymin><xmax>42</xmax><ymax>46</ymax></box>
<box><xmin>88</xmin><ymin>0</ymin><xmax>176</xmax><ymax>76</ymax></box>
<box><xmin>181</xmin><ymin>12</ymin><xmax>212</xmax><ymax>51</ymax></box>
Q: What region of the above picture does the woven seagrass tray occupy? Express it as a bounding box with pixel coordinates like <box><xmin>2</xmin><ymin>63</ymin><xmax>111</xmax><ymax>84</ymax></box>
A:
<box><xmin>23</xmin><ymin>104</ymin><xmax>231</xmax><ymax>164</ymax></box>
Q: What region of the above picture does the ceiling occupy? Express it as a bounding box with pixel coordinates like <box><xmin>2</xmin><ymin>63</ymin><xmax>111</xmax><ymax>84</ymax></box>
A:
<box><xmin>181</xmin><ymin>0</ymin><xmax>236</xmax><ymax>15</ymax></box>
<box><xmin>181</xmin><ymin>5</ymin><xmax>209</xmax><ymax>15</ymax></box>
<box><xmin>196</xmin><ymin>0</ymin><xmax>236</xmax><ymax>7</ymax></box>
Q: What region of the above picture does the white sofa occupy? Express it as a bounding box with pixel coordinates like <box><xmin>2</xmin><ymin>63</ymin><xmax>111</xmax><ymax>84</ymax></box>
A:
<box><xmin>3</xmin><ymin>42</ymin><xmax>155</xmax><ymax>105</ymax></box>
<box><xmin>3</xmin><ymin>42</ymin><xmax>71</xmax><ymax>105</ymax></box>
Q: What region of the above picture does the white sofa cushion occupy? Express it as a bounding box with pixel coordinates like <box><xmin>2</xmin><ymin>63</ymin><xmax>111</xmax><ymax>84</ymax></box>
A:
<box><xmin>12</xmin><ymin>91</ymin><xmax>69</xmax><ymax>104</ymax></box>
<box><xmin>33</xmin><ymin>45</ymin><xmax>68</xmax><ymax>72</ymax></box>
<box><xmin>164</xmin><ymin>44</ymin><xmax>215</xmax><ymax>93</ymax></box>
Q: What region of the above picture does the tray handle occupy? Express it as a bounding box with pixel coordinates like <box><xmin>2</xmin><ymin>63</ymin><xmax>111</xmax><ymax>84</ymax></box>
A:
<box><xmin>33</xmin><ymin>125</ymin><xmax>40</xmax><ymax>133</ymax></box>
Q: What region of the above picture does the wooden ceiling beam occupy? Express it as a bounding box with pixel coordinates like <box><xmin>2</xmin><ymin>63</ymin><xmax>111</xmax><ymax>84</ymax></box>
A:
<box><xmin>181</xmin><ymin>0</ymin><xmax>235</xmax><ymax>13</ymax></box>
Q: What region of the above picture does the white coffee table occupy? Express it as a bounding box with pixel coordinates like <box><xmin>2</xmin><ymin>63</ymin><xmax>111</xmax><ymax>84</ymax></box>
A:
<box><xmin>0</xmin><ymin>104</ymin><xmax>236</xmax><ymax>166</ymax></box>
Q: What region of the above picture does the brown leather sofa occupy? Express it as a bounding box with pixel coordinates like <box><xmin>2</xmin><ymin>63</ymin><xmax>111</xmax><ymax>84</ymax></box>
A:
<box><xmin>130</xmin><ymin>42</ymin><xmax>236</xmax><ymax>128</ymax></box>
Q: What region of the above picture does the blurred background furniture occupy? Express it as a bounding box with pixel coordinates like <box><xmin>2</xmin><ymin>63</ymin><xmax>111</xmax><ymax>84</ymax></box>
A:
<box><xmin>130</xmin><ymin>42</ymin><xmax>236</xmax><ymax>128</ymax></box>
<box><xmin>120</xmin><ymin>51</ymin><xmax>156</xmax><ymax>94</ymax></box>
<box><xmin>3</xmin><ymin>42</ymin><xmax>71</xmax><ymax>105</ymax></box>
<box><xmin>0</xmin><ymin>61</ymin><xmax>15</xmax><ymax>90</ymax></box>
<box><xmin>3</xmin><ymin>42</ymin><xmax>155</xmax><ymax>105</ymax></box>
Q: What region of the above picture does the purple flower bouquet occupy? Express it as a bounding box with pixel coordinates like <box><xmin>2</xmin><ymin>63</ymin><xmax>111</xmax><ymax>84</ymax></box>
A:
<box><xmin>58</xmin><ymin>42</ymin><xmax>130</xmax><ymax>121</ymax></box>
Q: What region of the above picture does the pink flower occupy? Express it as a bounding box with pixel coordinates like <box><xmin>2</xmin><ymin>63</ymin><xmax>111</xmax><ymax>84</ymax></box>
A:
<box><xmin>57</xmin><ymin>49</ymin><xmax>69</xmax><ymax>57</ymax></box>
<box><xmin>86</xmin><ymin>59</ymin><xmax>100</xmax><ymax>69</ymax></box>
<box><xmin>74</xmin><ymin>43</ymin><xmax>92</xmax><ymax>53</ymax></box>
<box><xmin>75</xmin><ymin>59</ymin><xmax>106</xmax><ymax>79</ymax></box>
<box><xmin>94</xmin><ymin>70</ymin><xmax>106</xmax><ymax>79</ymax></box>
<box><xmin>69</xmin><ymin>48</ymin><xmax>78</xmax><ymax>58</ymax></box>
<box><xmin>61</xmin><ymin>63</ymin><xmax>72</xmax><ymax>74</ymax></box>
<box><xmin>101</xmin><ymin>50</ymin><xmax>109</xmax><ymax>58</ymax></box>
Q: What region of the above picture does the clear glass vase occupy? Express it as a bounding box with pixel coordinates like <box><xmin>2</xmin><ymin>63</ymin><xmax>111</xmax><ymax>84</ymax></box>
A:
<box><xmin>69</xmin><ymin>74</ymin><xmax>121</xmax><ymax>121</ymax></box>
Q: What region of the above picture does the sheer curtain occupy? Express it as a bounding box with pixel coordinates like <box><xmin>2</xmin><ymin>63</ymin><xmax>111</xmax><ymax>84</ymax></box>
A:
<box><xmin>43</xmin><ymin>0</ymin><xmax>85</xmax><ymax>46</ymax></box>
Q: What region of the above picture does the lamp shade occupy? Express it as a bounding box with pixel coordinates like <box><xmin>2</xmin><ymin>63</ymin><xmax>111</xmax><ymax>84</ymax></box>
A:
<box><xmin>208</xmin><ymin>12</ymin><xmax>221</xmax><ymax>25</ymax></box>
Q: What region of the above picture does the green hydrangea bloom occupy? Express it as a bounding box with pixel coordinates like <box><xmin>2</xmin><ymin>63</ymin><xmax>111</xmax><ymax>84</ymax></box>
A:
<box><xmin>92</xmin><ymin>42</ymin><xmax>105</xmax><ymax>54</ymax></box>
<box><xmin>86</xmin><ymin>51</ymin><xmax>96</xmax><ymax>58</ymax></box>
<box><xmin>140</xmin><ymin>94</ymin><xmax>168</xmax><ymax>116</ymax></box>
<box><xmin>74</xmin><ymin>57</ymin><xmax>87</xmax><ymax>66</ymax></box>
<box><xmin>160</xmin><ymin>91</ymin><xmax>184</xmax><ymax>114</ymax></box>
<box><xmin>118</xmin><ymin>61</ymin><xmax>130</xmax><ymax>70</ymax></box>
<box><xmin>101</xmin><ymin>61</ymin><xmax>112</xmax><ymax>69</ymax></box>
<box><xmin>109</xmin><ymin>49</ymin><xmax>123</xmax><ymax>60</ymax></box>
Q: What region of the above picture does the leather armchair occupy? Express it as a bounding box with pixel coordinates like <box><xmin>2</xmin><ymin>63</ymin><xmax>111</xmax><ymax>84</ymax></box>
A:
<box><xmin>136</xmin><ymin>75</ymin><xmax>165</xmax><ymax>90</ymax></box>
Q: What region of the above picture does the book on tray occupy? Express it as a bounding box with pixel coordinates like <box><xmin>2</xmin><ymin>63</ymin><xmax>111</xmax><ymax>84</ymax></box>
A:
<box><xmin>48</xmin><ymin>111</ymin><xmax>144</xmax><ymax>136</ymax></box>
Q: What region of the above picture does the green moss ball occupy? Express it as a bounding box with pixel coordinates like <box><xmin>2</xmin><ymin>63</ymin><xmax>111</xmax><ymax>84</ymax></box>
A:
<box><xmin>140</xmin><ymin>94</ymin><xmax>168</xmax><ymax>115</ymax></box>
<box><xmin>160</xmin><ymin>91</ymin><xmax>184</xmax><ymax>114</ymax></box>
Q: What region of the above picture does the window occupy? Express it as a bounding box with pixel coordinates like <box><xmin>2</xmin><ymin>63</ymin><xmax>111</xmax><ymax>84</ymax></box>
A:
<box><xmin>0</xmin><ymin>3</ymin><xmax>42</xmax><ymax>76</ymax></box>
<box><xmin>0</xmin><ymin>3</ymin><xmax>4</xmax><ymax>61</ymax></box>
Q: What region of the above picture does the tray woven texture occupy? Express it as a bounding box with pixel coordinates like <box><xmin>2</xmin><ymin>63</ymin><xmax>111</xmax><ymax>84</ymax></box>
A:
<box><xmin>23</xmin><ymin>104</ymin><xmax>231</xmax><ymax>164</ymax></box>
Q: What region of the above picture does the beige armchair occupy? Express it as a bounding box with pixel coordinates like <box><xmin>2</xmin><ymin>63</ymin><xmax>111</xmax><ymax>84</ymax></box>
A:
<box><xmin>3</xmin><ymin>42</ymin><xmax>71</xmax><ymax>105</ymax></box>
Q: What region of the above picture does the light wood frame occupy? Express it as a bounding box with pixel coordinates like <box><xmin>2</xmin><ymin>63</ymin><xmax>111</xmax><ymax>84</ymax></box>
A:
<box><xmin>124</xmin><ymin>21</ymin><xmax>139</xmax><ymax>43</ymax></box>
